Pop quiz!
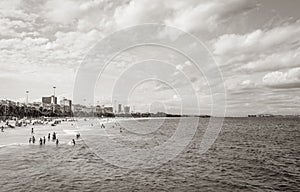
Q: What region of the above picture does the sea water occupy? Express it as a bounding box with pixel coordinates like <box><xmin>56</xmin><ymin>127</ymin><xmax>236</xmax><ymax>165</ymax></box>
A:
<box><xmin>0</xmin><ymin>118</ymin><xmax>299</xmax><ymax>191</ymax></box>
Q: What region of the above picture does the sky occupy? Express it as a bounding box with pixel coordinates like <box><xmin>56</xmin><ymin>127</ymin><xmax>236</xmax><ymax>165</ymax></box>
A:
<box><xmin>0</xmin><ymin>0</ymin><xmax>300</xmax><ymax>116</ymax></box>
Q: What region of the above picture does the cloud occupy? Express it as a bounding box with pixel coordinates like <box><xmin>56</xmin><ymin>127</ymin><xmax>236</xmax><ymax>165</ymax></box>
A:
<box><xmin>44</xmin><ymin>0</ymin><xmax>81</xmax><ymax>24</ymax></box>
<box><xmin>114</xmin><ymin>0</ymin><xmax>258</xmax><ymax>33</ymax></box>
<box><xmin>213</xmin><ymin>21</ymin><xmax>300</xmax><ymax>56</ymax></box>
<box><xmin>262</xmin><ymin>68</ymin><xmax>300</xmax><ymax>89</ymax></box>
<box><xmin>0</xmin><ymin>0</ymin><xmax>299</xmax><ymax>115</ymax></box>
<box><xmin>166</xmin><ymin>0</ymin><xmax>258</xmax><ymax>33</ymax></box>
<box><xmin>242</xmin><ymin>47</ymin><xmax>300</xmax><ymax>72</ymax></box>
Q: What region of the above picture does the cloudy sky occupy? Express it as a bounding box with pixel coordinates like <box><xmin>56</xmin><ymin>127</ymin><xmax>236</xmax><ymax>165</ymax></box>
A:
<box><xmin>0</xmin><ymin>0</ymin><xmax>300</xmax><ymax>116</ymax></box>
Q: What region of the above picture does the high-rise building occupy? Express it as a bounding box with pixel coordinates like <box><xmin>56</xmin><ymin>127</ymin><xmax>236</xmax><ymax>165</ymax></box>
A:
<box><xmin>124</xmin><ymin>106</ymin><xmax>130</xmax><ymax>114</ymax></box>
<box><xmin>104</xmin><ymin>106</ymin><xmax>113</xmax><ymax>113</ymax></box>
<box><xmin>42</xmin><ymin>95</ymin><xmax>57</xmax><ymax>104</ymax></box>
<box><xmin>60</xmin><ymin>98</ymin><xmax>72</xmax><ymax>113</ymax></box>
<box><xmin>118</xmin><ymin>104</ymin><xmax>122</xmax><ymax>113</ymax></box>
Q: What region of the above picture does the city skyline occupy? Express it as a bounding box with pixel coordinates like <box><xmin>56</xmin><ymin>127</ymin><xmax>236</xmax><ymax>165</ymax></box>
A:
<box><xmin>0</xmin><ymin>0</ymin><xmax>300</xmax><ymax>116</ymax></box>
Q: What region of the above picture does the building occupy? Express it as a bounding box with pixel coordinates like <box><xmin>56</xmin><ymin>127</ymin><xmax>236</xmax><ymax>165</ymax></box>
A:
<box><xmin>32</xmin><ymin>102</ymin><xmax>42</xmax><ymax>109</ymax></box>
<box><xmin>42</xmin><ymin>95</ymin><xmax>57</xmax><ymax>105</ymax></box>
<box><xmin>104</xmin><ymin>106</ymin><xmax>113</xmax><ymax>113</ymax></box>
<box><xmin>96</xmin><ymin>105</ymin><xmax>104</xmax><ymax>114</ymax></box>
<box><xmin>60</xmin><ymin>98</ymin><xmax>72</xmax><ymax>113</ymax></box>
<box><xmin>124</xmin><ymin>106</ymin><xmax>130</xmax><ymax>114</ymax></box>
<box><xmin>118</xmin><ymin>104</ymin><xmax>122</xmax><ymax>113</ymax></box>
<box><xmin>72</xmin><ymin>104</ymin><xmax>84</xmax><ymax>113</ymax></box>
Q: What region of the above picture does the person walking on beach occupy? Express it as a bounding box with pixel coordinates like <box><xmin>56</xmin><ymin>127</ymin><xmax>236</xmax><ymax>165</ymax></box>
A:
<box><xmin>43</xmin><ymin>136</ymin><xmax>46</xmax><ymax>144</ymax></box>
<box><xmin>32</xmin><ymin>136</ymin><xmax>35</xmax><ymax>144</ymax></box>
<box><xmin>56</xmin><ymin>139</ymin><xmax>59</xmax><ymax>146</ymax></box>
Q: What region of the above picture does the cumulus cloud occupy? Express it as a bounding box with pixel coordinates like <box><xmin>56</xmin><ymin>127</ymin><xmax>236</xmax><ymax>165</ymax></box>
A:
<box><xmin>263</xmin><ymin>68</ymin><xmax>300</xmax><ymax>89</ymax></box>
<box><xmin>213</xmin><ymin>21</ymin><xmax>300</xmax><ymax>56</ymax></box>
<box><xmin>166</xmin><ymin>0</ymin><xmax>258</xmax><ymax>33</ymax></box>
<box><xmin>114</xmin><ymin>0</ymin><xmax>258</xmax><ymax>33</ymax></box>
<box><xmin>44</xmin><ymin>0</ymin><xmax>81</xmax><ymax>24</ymax></box>
<box><xmin>0</xmin><ymin>0</ymin><xmax>299</xmax><ymax>115</ymax></box>
<box><xmin>212</xmin><ymin>20</ymin><xmax>300</xmax><ymax>90</ymax></box>
<box><xmin>242</xmin><ymin>47</ymin><xmax>300</xmax><ymax>72</ymax></box>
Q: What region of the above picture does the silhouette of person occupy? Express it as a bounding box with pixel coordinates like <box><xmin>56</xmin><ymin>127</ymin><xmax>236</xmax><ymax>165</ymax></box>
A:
<box><xmin>43</xmin><ymin>136</ymin><xmax>46</xmax><ymax>144</ymax></box>
<box><xmin>56</xmin><ymin>139</ymin><xmax>59</xmax><ymax>145</ymax></box>
<box><xmin>72</xmin><ymin>139</ymin><xmax>75</xmax><ymax>146</ymax></box>
<box><xmin>52</xmin><ymin>132</ymin><xmax>56</xmax><ymax>140</ymax></box>
<box><xmin>48</xmin><ymin>133</ymin><xmax>51</xmax><ymax>141</ymax></box>
<box><xmin>31</xmin><ymin>128</ymin><xmax>34</xmax><ymax>134</ymax></box>
<box><xmin>39</xmin><ymin>138</ymin><xmax>43</xmax><ymax>145</ymax></box>
<box><xmin>29</xmin><ymin>137</ymin><xmax>32</xmax><ymax>144</ymax></box>
<box><xmin>32</xmin><ymin>136</ymin><xmax>36</xmax><ymax>144</ymax></box>
<box><xmin>1</xmin><ymin>126</ymin><xmax>4</xmax><ymax>132</ymax></box>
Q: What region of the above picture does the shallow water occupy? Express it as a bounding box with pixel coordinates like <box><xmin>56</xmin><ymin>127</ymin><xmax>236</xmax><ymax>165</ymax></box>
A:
<box><xmin>0</xmin><ymin>118</ymin><xmax>299</xmax><ymax>192</ymax></box>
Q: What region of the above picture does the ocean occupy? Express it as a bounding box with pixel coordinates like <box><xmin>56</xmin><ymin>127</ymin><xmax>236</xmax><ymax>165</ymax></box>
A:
<box><xmin>0</xmin><ymin>117</ymin><xmax>299</xmax><ymax>192</ymax></box>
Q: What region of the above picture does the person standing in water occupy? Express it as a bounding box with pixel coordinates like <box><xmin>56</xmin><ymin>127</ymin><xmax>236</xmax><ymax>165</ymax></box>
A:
<box><xmin>52</xmin><ymin>132</ymin><xmax>56</xmax><ymax>140</ymax></box>
<box><xmin>43</xmin><ymin>136</ymin><xmax>46</xmax><ymax>144</ymax></box>
<box><xmin>29</xmin><ymin>137</ymin><xmax>32</xmax><ymax>144</ymax></box>
<box><xmin>1</xmin><ymin>126</ymin><xmax>4</xmax><ymax>132</ymax></box>
<box><xmin>32</xmin><ymin>136</ymin><xmax>36</xmax><ymax>144</ymax></box>
<box><xmin>56</xmin><ymin>139</ymin><xmax>59</xmax><ymax>146</ymax></box>
<box><xmin>48</xmin><ymin>133</ymin><xmax>51</xmax><ymax>141</ymax></box>
<box><xmin>39</xmin><ymin>138</ymin><xmax>43</xmax><ymax>145</ymax></box>
<box><xmin>31</xmin><ymin>128</ymin><xmax>34</xmax><ymax>134</ymax></box>
<box><xmin>72</xmin><ymin>139</ymin><xmax>76</xmax><ymax>146</ymax></box>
